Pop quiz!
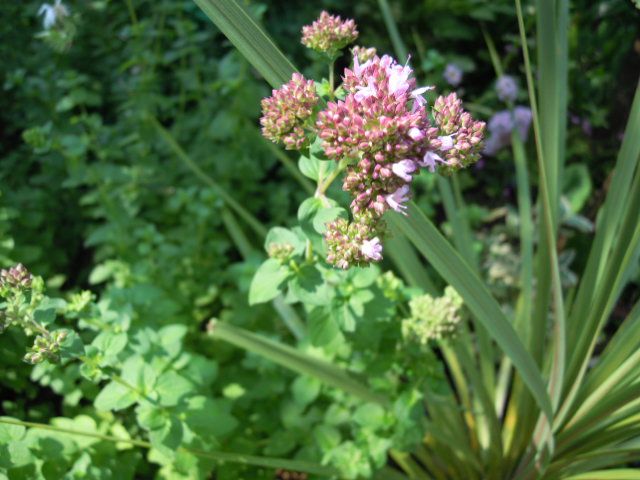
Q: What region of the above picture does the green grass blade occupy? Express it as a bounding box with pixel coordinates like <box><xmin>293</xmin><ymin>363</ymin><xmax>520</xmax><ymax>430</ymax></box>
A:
<box><xmin>577</xmin><ymin>300</ymin><xmax>640</xmax><ymax>403</ymax></box>
<box><xmin>567</xmin><ymin>348</ymin><xmax>640</xmax><ymax>431</ymax></box>
<box><xmin>567</xmin><ymin>80</ymin><xmax>640</xmax><ymax>351</ymax></box>
<box><xmin>192</xmin><ymin>0</ymin><xmax>296</xmax><ymax>88</ymax></box>
<box><xmin>388</xmin><ymin>204</ymin><xmax>553</xmax><ymax>422</ymax></box>
<box><xmin>516</xmin><ymin>0</ymin><xmax>567</xmax><ymax>404</ymax></box>
<box><xmin>0</xmin><ymin>417</ymin><xmax>337</xmax><ymax>476</ymax></box>
<box><xmin>511</xmin><ymin>131</ymin><xmax>534</xmax><ymax>340</ymax></box>
<box><xmin>557</xmin><ymin>167</ymin><xmax>640</xmax><ymax>428</ymax></box>
<box><xmin>385</xmin><ymin>232</ymin><xmax>438</xmax><ymax>295</ymax></box>
<box><xmin>563</xmin><ymin>470</ymin><xmax>640</xmax><ymax>480</ymax></box>
<box><xmin>207</xmin><ymin>320</ymin><xmax>389</xmax><ymax>406</ymax></box>
<box><xmin>514</xmin><ymin>9</ymin><xmax>566</xmax><ymax>466</ymax></box>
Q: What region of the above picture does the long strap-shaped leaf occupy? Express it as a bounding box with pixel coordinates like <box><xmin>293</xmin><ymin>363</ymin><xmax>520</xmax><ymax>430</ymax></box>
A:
<box><xmin>208</xmin><ymin>320</ymin><xmax>390</xmax><ymax>406</ymax></box>
<box><xmin>193</xmin><ymin>0</ymin><xmax>296</xmax><ymax>88</ymax></box>
<box><xmin>0</xmin><ymin>417</ymin><xmax>337</xmax><ymax>476</ymax></box>
<box><xmin>387</xmin><ymin>205</ymin><xmax>553</xmax><ymax>422</ymax></box>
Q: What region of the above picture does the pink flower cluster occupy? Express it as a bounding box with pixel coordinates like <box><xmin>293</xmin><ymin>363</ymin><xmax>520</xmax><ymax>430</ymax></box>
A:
<box><xmin>318</xmin><ymin>55</ymin><xmax>485</xmax><ymax>268</ymax></box>
<box><xmin>258</xmin><ymin>43</ymin><xmax>485</xmax><ymax>269</ymax></box>
<box><xmin>430</xmin><ymin>93</ymin><xmax>486</xmax><ymax>173</ymax></box>
<box><xmin>301</xmin><ymin>11</ymin><xmax>358</xmax><ymax>56</ymax></box>
<box><xmin>260</xmin><ymin>73</ymin><xmax>318</xmax><ymax>150</ymax></box>
<box><xmin>324</xmin><ymin>218</ymin><xmax>382</xmax><ymax>269</ymax></box>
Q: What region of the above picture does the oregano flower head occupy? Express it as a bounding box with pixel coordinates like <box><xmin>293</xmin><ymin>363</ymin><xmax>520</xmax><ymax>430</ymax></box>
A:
<box><xmin>0</xmin><ymin>263</ymin><xmax>33</xmax><ymax>290</ymax></box>
<box><xmin>301</xmin><ymin>11</ymin><xmax>358</xmax><ymax>57</ymax></box>
<box><xmin>431</xmin><ymin>92</ymin><xmax>486</xmax><ymax>173</ymax></box>
<box><xmin>259</xmin><ymin>46</ymin><xmax>485</xmax><ymax>269</ymax></box>
<box><xmin>403</xmin><ymin>287</ymin><xmax>464</xmax><ymax>343</ymax></box>
<box><xmin>260</xmin><ymin>73</ymin><xmax>318</xmax><ymax>150</ymax></box>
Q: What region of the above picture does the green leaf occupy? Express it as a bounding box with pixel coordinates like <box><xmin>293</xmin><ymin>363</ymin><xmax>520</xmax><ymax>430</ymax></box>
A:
<box><xmin>183</xmin><ymin>396</ymin><xmax>238</xmax><ymax>437</ymax></box>
<box><xmin>121</xmin><ymin>356</ymin><xmax>157</xmax><ymax>393</ymax></box>
<box><xmin>91</xmin><ymin>331</ymin><xmax>127</xmax><ymax>364</ymax></box>
<box><xmin>149</xmin><ymin>417</ymin><xmax>183</xmax><ymax>458</ymax></box>
<box><xmin>288</xmin><ymin>264</ymin><xmax>333</xmax><ymax>305</ymax></box>
<box><xmin>563</xmin><ymin>471</ymin><xmax>640</xmax><ymax>480</ymax></box>
<box><xmin>155</xmin><ymin>371</ymin><xmax>193</xmax><ymax>407</ymax></box>
<box><xmin>388</xmin><ymin>205</ymin><xmax>553</xmax><ymax>421</ymax></box>
<box><xmin>291</xmin><ymin>376</ymin><xmax>321</xmax><ymax>406</ymax></box>
<box><xmin>58</xmin><ymin>330</ymin><xmax>84</xmax><ymax>361</ymax></box>
<box><xmin>158</xmin><ymin>324</ymin><xmax>188</xmax><ymax>359</ymax></box>
<box><xmin>192</xmin><ymin>0</ymin><xmax>296</xmax><ymax>89</ymax></box>
<box><xmin>298</xmin><ymin>147</ymin><xmax>337</xmax><ymax>182</ymax></box>
<box><xmin>563</xmin><ymin>164</ymin><xmax>592</xmax><ymax>213</ymax></box>
<box><xmin>265</xmin><ymin>227</ymin><xmax>305</xmax><ymax>256</ymax></box>
<box><xmin>33</xmin><ymin>308</ymin><xmax>56</xmax><ymax>327</ymax></box>
<box><xmin>136</xmin><ymin>404</ymin><xmax>167</xmax><ymax>431</ymax></box>
<box><xmin>0</xmin><ymin>418</ymin><xmax>26</xmax><ymax>442</ymax></box>
<box><xmin>307</xmin><ymin>307</ymin><xmax>340</xmax><ymax>347</ymax></box>
<box><xmin>94</xmin><ymin>381</ymin><xmax>138</xmax><ymax>412</ymax></box>
<box><xmin>263</xmin><ymin>430</ymin><xmax>298</xmax><ymax>456</ymax></box>
<box><xmin>248</xmin><ymin>258</ymin><xmax>290</xmax><ymax>305</ymax></box>
<box><xmin>313</xmin><ymin>424</ymin><xmax>341</xmax><ymax>451</ymax></box>
<box><xmin>353</xmin><ymin>403</ymin><xmax>386</xmax><ymax>429</ymax></box>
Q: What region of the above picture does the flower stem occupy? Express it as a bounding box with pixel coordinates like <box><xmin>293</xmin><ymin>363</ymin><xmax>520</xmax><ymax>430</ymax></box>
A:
<box><xmin>329</xmin><ymin>60</ymin><xmax>335</xmax><ymax>99</ymax></box>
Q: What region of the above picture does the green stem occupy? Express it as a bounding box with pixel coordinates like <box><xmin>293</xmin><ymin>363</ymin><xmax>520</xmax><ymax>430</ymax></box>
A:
<box><xmin>378</xmin><ymin>0</ymin><xmax>408</xmax><ymax>61</ymax></box>
<box><xmin>28</xmin><ymin>318</ymin><xmax>51</xmax><ymax>338</ymax></box>
<box><xmin>329</xmin><ymin>59</ymin><xmax>335</xmax><ymax>99</ymax></box>
<box><xmin>317</xmin><ymin>161</ymin><xmax>345</xmax><ymax>196</ymax></box>
<box><xmin>481</xmin><ymin>26</ymin><xmax>504</xmax><ymax>77</ymax></box>
<box><xmin>123</xmin><ymin>0</ymin><xmax>138</xmax><ymax>26</ymax></box>
<box><xmin>0</xmin><ymin>417</ymin><xmax>337</xmax><ymax>476</ymax></box>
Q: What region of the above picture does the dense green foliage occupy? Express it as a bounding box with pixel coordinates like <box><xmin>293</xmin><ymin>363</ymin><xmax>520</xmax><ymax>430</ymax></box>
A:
<box><xmin>1</xmin><ymin>0</ymin><xmax>639</xmax><ymax>479</ymax></box>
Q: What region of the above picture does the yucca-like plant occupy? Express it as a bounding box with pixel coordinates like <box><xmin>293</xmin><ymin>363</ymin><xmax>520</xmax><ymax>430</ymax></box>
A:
<box><xmin>195</xmin><ymin>0</ymin><xmax>640</xmax><ymax>478</ymax></box>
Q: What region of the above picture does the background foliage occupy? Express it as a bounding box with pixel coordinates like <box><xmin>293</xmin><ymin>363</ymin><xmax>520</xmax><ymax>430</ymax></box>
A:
<box><xmin>0</xmin><ymin>0</ymin><xmax>639</xmax><ymax>478</ymax></box>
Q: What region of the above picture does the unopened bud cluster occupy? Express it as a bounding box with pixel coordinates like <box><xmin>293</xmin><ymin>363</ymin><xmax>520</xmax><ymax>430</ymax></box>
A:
<box><xmin>260</xmin><ymin>12</ymin><xmax>486</xmax><ymax>269</ymax></box>
<box><xmin>267</xmin><ymin>243</ymin><xmax>295</xmax><ymax>262</ymax></box>
<box><xmin>24</xmin><ymin>330</ymin><xmax>68</xmax><ymax>364</ymax></box>
<box><xmin>0</xmin><ymin>263</ymin><xmax>75</xmax><ymax>365</ymax></box>
<box><xmin>260</xmin><ymin>73</ymin><xmax>318</xmax><ymax>150</ymax></box>
<box><xmin>403</xmin><ymin>287</ymin><xmax>463</xmax><ymax>343</ymax></box>
<box><xmin>431</xmin><ymin>93</ymin><xmax>486</xmax><ymax>173</ymax></box>
<box><xmin>324</xmin><ymin>218</ymin><xmax>383</xmax><ymax>268</ymax></box>
<box><xmin>352</xmin><ymin>46</ymin><xmax>377</xmax><ymax>63</ymax></box>
<box><xmin>0</xmin><ymin>263</ymin><xmax>33</xmax><ymax>290</ymax></box>
<box><xmin>301</xmin><ymin>11</ymin><xmax>358</xmax><ymax>57</ymax></box>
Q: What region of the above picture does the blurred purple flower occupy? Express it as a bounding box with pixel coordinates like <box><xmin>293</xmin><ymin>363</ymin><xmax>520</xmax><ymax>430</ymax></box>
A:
<box><xmin>443</xmin><ymin>63</ymin><xmax>463</xmax><ymax>87</ymax></box>
<box><xmin>483</xmin><ymin>106</ymin><xmax>532</xmax><ymax>156</ymax></box>
<box><xmin>496</xmin><ymin>75</ymin><xmax>518</xmax><ymax>103</ymax></box>
<box><xmin>513</xmin><ymin>106</ymin><xmax>532</xmax><ymax>141</ymax></box>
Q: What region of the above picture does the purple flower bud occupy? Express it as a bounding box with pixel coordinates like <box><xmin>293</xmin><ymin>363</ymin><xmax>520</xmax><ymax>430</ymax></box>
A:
<box><xmin>496</xmin><ymin>75</ymin><xmax>518</xmax><ymax>103</ymax></box>
<box><xmin>443</xmin><ymin>63</ymin><xmax>463</xmax><ymax>87</ymax></box>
